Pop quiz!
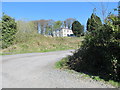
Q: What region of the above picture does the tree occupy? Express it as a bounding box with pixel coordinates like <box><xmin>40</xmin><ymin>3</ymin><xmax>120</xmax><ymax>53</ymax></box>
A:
<box><xmin>1</xmin><ymin>14</ymin><xmax>17</xmax><ymax>48</ymax></box>
<box><xmin>53</xmin><ymin>21</ymin><xmax>62</xmax><ymax>30</ymax></box>
<box><xmin>64</xmin><ymin>18</ymin><xmax>76</xmax><ymax>29</ymax></box>
<box><xmin>45</xmin><ymin>19</ymin><xmax>54</xmax><ymax>36</ymax></box>
<box><xmin>105</xmin><ymin>14</ymin><xmax>119</xmax><ymax>31</ymax></box>
<box><xmin>37</xmin><ymin>20</ymin><xmax>48</xmax><ymax>35</ymax></box>
<box><xmin>86</xmin><ymin>13</ymin><xmax>102</xmax><ymax>32</ymax></box>
<box><xmin>72</xmin><ymin>21</ymin><xmax>84</xmax><ymax>37</ymax></box>
<box><xmin>86</xmin><ymin>18</ymin><xmax>91</xmax><ymax>32</ymax></box>
<box><xmin>63</xmin><ymin>21</ymin><xmax>67</xmax><ymax>28</ymax></box>
<box><xmin>33</xmin><ymin>19</ymin><xmax>55</xmax><ymax>35</ymax></box>
<box><xmin>81</xmin><ymin>25</ymin><xmax>84</xmax><ymax>36</ymax></box>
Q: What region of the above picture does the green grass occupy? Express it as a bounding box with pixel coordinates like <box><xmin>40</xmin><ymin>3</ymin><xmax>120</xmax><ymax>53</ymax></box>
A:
<box><xmin>1</xmin><ymin>35</ymin><xmax>84</xmax><ymax>55</ymax></box>
<box><xmin>55</xmin><ymin>57</ymin><xmax>69</xmax><ymax>69</ymax></box>
<box><xmin>55</xmin><ymin>56</ymin><xmax>120</xmax><ymax>88</ymax></box>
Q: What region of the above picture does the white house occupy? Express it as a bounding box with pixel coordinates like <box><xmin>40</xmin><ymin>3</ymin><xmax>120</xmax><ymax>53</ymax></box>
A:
<box><xmin>53</xmin><ymin>28</ymin><xmax>74</xmax><ymax>37</ymax></box>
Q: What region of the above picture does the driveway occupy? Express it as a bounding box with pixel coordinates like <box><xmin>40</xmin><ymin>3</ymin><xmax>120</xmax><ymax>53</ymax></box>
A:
<box><xmin>2</xmin><ymin>50</ymin><xmax>114</xmax><ymax>88</ymax></box>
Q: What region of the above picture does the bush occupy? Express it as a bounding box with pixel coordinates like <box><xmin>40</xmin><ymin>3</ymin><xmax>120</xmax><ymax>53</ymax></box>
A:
<box><xmin>1</xmin><ymin>14</ymin><xmax>17</xmax><ymax>48</ymax></box>
<box><xmin>68</xmin><ymin>24</ymin><xmax>120</xmax><ymax>82</ymax></box>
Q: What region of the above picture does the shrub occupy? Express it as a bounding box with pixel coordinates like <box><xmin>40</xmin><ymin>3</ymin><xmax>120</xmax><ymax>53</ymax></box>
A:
<box><xmin>1</xmin><ymin>14</ymin><xmax>17</xmax><ymax>48</ymax></box>
<box><xmin>68</xmin><ymin>24</ymin><xmax>120</xmax><ymax>82</ymax></box>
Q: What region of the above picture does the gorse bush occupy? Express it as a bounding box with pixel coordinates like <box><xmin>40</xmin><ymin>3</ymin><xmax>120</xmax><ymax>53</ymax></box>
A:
<box><xmin>1</xmin><ymin>14</ymin><xmax>17</xmax><ymax>49</ymax></box>
<box><xmin>68</xmin><ymin>24</ymin><xmax>120</xmax><ymax>82</ymax></box>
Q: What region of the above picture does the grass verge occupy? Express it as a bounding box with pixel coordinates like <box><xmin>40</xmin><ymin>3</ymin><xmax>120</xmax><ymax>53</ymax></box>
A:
<box><xmin>55</xmin><ymin>57</ymin><xmax>69</xmax><ymax>69</ymax></box>
<box><xmin>55</xmin><ymin>57</ymin><xmax>120</xmax><ymax>88</ymax></box>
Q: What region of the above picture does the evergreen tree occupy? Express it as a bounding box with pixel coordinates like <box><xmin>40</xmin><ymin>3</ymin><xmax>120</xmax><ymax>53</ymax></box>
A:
<box><xmin>1</xmin><ymin>13</ymin><xmax>17</xmax><ymax>48</ymax></box>
<box><xmin>72</xmin><ymin>21</ymin><xmax>84</xmax><ymax>37</ymax></box>
<box><xmin>86</xmin><ymin>13</ymin><xmax>102</xmax><ymax>32</ymax></box>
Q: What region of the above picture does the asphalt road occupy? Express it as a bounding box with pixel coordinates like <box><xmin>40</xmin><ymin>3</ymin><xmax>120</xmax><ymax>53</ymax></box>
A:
<box><xmin>2</xmin><ymin>50</ymin><xmax>114</xmax><ymax>88</ymax></box>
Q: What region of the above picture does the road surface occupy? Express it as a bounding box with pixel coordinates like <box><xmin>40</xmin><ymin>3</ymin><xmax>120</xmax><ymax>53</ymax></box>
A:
<box><xmin>2</xmin><ymin>50</ymin><xmax>114</xmax><ymax>88</ymax></box>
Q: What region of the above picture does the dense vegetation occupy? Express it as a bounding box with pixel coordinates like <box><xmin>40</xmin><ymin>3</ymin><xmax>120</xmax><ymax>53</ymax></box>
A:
<box><xmin>68</xmin><ymin>24</ymin><xmax>120</xmax><ymax>82</ymax></box>
<box><xmin>56</xmin><ymin>7</ymin><xmax>120</xmax><ymax>87</ymax></box>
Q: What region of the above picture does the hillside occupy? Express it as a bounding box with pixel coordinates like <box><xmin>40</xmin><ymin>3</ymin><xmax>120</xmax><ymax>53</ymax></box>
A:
<box><xmin>1</xmin><ymin>35</ymin><xmax>84</xmax><ymax>55</ymax></box>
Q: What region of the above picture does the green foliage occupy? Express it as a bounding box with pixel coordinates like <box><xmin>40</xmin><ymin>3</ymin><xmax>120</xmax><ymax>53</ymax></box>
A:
<box><xmin>68</xmin><ymin>24</ymin><xmax>120</xmax><ymax>82</ymax></box>
<box><xmin>68</xmin><ymin>12</ymin><xmax>119</xmax><ymax>83</ymax></box>
<box><xmin>55</xmin><ymin>57</ymin><xmax>70</xmax><ymax>69</ymax></box>
<box><xmin>1</xmin><ymin>14</ymin><xmax>17</xmax><ymax>48</ymax></box>
<box><xmin>108</xmin><ymin>80</ymin><xmax>120</xmax><ymax>87</ymax></box>
<box><xmin>105</xmin><ymin>14</ymin><xmax>119</xmax><ymax>31</ymax></box>
<box><xmin>104</xmin><ymin>14</ymin><xmax>120</xmax><ymax>80</ymax></box>
<box><xmin>72</xmin><ymin>21</ymin><xmax>84</xmax><ymax>37</ymax></box>
<box><xmin>53</xmin><ymin>21</ymin><xmax>62</xmax><ymax>30</ymax></box>
<box><xmin>86</xmin><ymin>13</ymin><xmax>102</xmax><ymax>32</ymax></box>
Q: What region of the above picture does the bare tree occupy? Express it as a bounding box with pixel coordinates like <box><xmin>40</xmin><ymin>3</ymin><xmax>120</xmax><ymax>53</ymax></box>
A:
<box><xmin>64</xmin><ymin>18</ymin><xmax>76</xmax><ymax>29</ymax></box>
<box><xmin>33</xmin><ymin>19</ymin><xmax>55</xmax><ymax>35</ymax></box>
<box><xmin>33</xmin><ymin>18</ymin><xmax>76</xmax><ymax>35</ymax></box>
<box><xmin>37</xmin><ymin>20</ymin><xmax>48</xmax><ymax>35</ymax></box>
<box><xmin>86</xmin><ymin>1</ymin><xmax>109</xmax><ymax>23</ymax></box>
<box><xmin>45</xmin><ymin>19</ymin><xmax>54</xmax><ymax>35</ymax></box>
<box><xmin>100</xmin><ymin>2</ymin><xmax>108</xmax><ymax>22</ymax></box>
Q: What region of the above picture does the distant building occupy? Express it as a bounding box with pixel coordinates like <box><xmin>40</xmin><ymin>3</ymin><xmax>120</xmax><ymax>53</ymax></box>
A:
<box><xmin>53</xmin><ymin>28</ymin><xmax>74</xmax><ymax>37</ymax></box>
